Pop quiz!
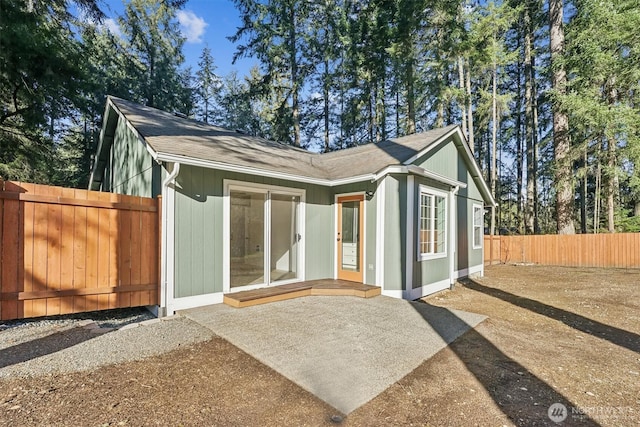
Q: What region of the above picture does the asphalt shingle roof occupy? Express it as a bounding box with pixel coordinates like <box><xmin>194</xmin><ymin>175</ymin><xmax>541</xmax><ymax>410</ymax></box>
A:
<box><xmin>109</xmin><ymin>96</ymin><xmax>458</xmax><ymax>181</ymax></box>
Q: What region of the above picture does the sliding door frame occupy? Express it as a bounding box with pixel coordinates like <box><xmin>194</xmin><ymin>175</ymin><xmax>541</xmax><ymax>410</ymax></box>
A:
<box><xmin>223</xmin><ymin>180</ymin><xmax>306</xmax><ymax>293</ymax></box>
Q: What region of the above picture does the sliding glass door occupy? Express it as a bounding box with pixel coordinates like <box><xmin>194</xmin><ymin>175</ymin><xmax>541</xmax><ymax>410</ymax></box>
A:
<box><xmin>270</xmin><ymin>194</ymin><xmax>300</xmax><ymax>283</ymax></box>
<box><xmin>230</xmin><ymin>190</ymin><xmax>266</xmax><ymax>288</ymax></box>
<box><xmin>229</xmin><ymin>187</ymin><xmax>301</xmax><ymax>290</ymax></box>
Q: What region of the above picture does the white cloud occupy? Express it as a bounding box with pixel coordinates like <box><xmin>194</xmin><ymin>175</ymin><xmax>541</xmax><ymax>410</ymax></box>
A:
<box><xmin>176</xmin><ymin>10</ymin><xmax>208</xmax><ymax>43</ymax></box>
<box><xmin>104</xmin><ymin>18</ymin><xmax>122</xmax><ymax>37</ymax></box>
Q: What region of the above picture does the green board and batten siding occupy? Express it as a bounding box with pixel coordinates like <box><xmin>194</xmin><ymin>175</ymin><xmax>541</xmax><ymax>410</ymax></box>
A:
<box><xmin>173</xmin><ymin>166</ymin><xmax>373</xmax><ymax>298</ymax></box>
<box><xmin>105</xmin><ymin>115</ymin><xmax>162</xmax><ymax>197</ymax></box>
<box><xmin>382</xmin><ymin>174</ymin><xmax>406</xmax><ymax>291</ymax></box>
<box><xmin>380</xmin><ymin>136</ymin><xmax>486</xmax><ymax>293</ymax></box>
<box><xmin>415</xmin><ymin>137</ymin><xmax>485</xmax><ymax>277</ymax></box>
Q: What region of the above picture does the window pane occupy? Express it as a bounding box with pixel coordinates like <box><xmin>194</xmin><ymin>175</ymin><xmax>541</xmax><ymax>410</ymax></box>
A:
<box><xmin>230</xmin><ymin>190</ymin><xmax>265</xmax><ymax>287</ymax></box>
<box><xmin>473</xmin><ymin>206</ymin><xmax>483</xmax><ymax>247</ymax></box>
<box><xmin>270</xmin><ymin>194</ymin><xmax>299</xmax><ymax>283</ymax></box>
<box><xmin>435</xmin><ymin>195</ymin><xmax>446</xmax><ymax>253</ymax></box>
<box><xmin>341</xmin><ymin>201</ymin><xmax>360</xmax><ymax>272</ymax></box>
<box><xmin>474</xmin><ymin>227</ymin><xmax>482</xmax><ymax>247</ymax></box>
<box><xmin>474</xmin><ymin>206</ymin><xmax>482</xmax><ymax>225</ymax></box>
<box><xmin>420</xmin><ymin>194</ymin><xmax>432</xmax><ymax>254</ymax></box>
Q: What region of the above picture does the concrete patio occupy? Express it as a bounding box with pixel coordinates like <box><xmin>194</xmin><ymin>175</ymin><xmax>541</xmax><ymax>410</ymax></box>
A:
<box><xmin>181</xmin><ymin>295</ymin><xmax>486</xmax><ymax>414</ymax></box>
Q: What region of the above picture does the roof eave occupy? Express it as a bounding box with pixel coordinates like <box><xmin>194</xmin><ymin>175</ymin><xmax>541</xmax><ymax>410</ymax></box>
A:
<box><xmin>449</xmin><ymin>128</ymin><xmax>497</xmax><ymax>207</ymax></box>
<box><xmin>155</xmin><ymin>152</ymin><xmax>375</xmax><ymax>187</ymax></box>
<box><xmin>372</xmin><ymin>165</ymin><xmax>467</xmax><ymax>189</ymax></box>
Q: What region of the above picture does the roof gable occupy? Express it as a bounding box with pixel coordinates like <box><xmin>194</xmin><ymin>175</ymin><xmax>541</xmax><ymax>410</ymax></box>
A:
<box><xmin>403</xmin><ymin>126</ymin><xmax>495</xmax><ymax>206</ymax></box>
<box><xmin>90</xmin><ymin>97</ymin><xmax>494</xmax><ymax>205</ymax></box>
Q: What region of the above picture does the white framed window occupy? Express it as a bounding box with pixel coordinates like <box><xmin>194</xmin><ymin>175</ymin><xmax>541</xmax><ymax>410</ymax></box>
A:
<box><xmin>473</xmin><ymin>204</ymin><xmax>484</xmax><ymax>249</ymax></box>
<box><xmin>418</xmin><ymin>186</ymin><xmax>447</xmax><ymax>260</ymax></box>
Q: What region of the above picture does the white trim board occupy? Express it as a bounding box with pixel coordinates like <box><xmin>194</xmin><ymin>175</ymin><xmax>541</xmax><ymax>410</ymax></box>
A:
<box><xmin>164</xmin><ymin>166</ymin><xmax>178</xmax><ymax>315</ymax></box>
<box><xmin>375</xmin><ymin>178</ymin><xmax>386</xmax><ymax>289</ymax></box>
<box><xmin>170</xmin><ymin>293</ymin><xmax>224</xmax><ymax>313</ymax></box>
<box><xmin>381</xmin><ymin>279</ymin><xmax>451</xmax><ymax>301</ymax></box>
<box><xmin>472</xmin><ymin>203</ymin><xmax>484</xmax><ymax>250</ymax></box>
<box><xmin>454</xmin><ymin>264</ymin><xmax>484</xmax><ymax>279</ymax></box>
<box><xmin>405</xmin><ymin>176</ymin><xmax>415</xmax><ymax>291</ymax></box>
<box><xmin>380</xmin><ymin>263</ymin><xmax>484</xmax><ymax>301</ymax></box>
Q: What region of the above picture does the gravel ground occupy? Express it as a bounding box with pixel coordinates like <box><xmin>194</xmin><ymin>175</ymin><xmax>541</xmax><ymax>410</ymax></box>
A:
<box><xmin>0</xmin><ymin>308</ymin><xmax>214</xmax><ymax>379</ymax></box>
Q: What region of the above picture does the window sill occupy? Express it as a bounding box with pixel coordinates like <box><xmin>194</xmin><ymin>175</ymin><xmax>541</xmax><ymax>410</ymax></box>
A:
<box><xmin>418</xmin><ymin>253</ymin><xmax>447</xmax><ymax>262</ymax></box>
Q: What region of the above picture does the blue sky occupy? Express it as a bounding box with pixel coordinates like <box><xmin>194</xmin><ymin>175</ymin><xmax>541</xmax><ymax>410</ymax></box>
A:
<box><xmin>100</xmin><ymin>0</ymin><xmax>257</xmax><ymax>77</ymax></box>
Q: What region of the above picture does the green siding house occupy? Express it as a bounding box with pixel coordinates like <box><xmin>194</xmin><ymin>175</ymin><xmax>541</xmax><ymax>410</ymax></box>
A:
<box><xmin>89</xmin><ymin>97</ymin><xmax>494</xmax><ymax>315</ymax></box>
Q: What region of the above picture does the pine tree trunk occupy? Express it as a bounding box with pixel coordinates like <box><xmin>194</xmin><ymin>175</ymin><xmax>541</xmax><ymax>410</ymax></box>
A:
<box><xmin>549</xmin><ymin>0</ymin><xmax>575</xmax><ymax>234</ymax></box>
<box><xmin>580</xmin><ymin>147</ymin><xmax>587</xmax><ymax>233</ymax></box>
<box><xmin>606</xmin><ymin>83</ymin><xmax>618</xmax><ymax>232</ymax></box>
<box><xmin>323</xmin><ymin>60</ymin><xmax>330</xmax><ymax>152</ymax></box>
<box><xmin>594</xmin><ymin>142</ymin><xmax>602</xmax><ymax>233</ymax></box>
<box><xmin>532</xmin><ymin>64</ymin><xmax>540</xmax><ymax>233</ymax></box>
<box><xmin>490</xmin><ymin>64</ymin><xmax>498</xmax><ymax>236</ymax></box>
<box><xmin>406</xmin><ymin>61</ymin><xmax>416</xmax><ymax>134</ymax></box>
<box><xmin>395</xmin><ymin>89</ymin><xmax>400</xmax><ymax>137</ymax></box>
<box><xmin>466</xmin><ymin>62</ymin><xmax>475</xmax><ymax>154</ymax></box>
<box><xmin>607</xmin><ymin>136</ymin><xmax>617</xmax><ymax>232</ymax></box>
<box><xmin>458</xmin><ymin>57</ymin><xmax>467</xmax><ymax>138</ymax></box>
<box><xmin>289</xmin><ymin>7</ymin><xmax>300</xmax><ymax>147</ymax></box>
<box><xmin>524</xmin><ymin>7</ymin><xmax>536</xmax><ymax>234</ymax></box>
<box><xmin>515</xmin><ymin>52</ymin><xmax>524</xmax><ymax>234</ymax></box>
<box><xmin>379</xmin><ymin>77</ymin><xmax>386</xmax><ymax>141</ymax></box>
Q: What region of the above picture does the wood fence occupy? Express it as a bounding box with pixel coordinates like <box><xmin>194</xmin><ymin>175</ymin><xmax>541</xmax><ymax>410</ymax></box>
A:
<box><xmin>0</xmin><ymin>180</ymin><xmax>160</xmax><ymax>320</ymax></box>
<box><xmin>484</xmin><ymin>234</ymin><xmax>640</xmax><ymax>268</ymax></box>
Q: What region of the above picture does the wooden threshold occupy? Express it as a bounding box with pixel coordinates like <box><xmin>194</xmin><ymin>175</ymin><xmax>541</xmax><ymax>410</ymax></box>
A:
<box><xmin>223</xmin><ymin>279</ymin><xmax>381</xmax><ymax>308</ymax></box>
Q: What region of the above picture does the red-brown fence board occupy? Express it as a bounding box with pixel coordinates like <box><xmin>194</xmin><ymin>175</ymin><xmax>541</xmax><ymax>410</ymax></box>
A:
<box><xmin>484</xmin><ymin>233</ymin><xmax>640</xmax><ymax>268</ymax></box>
<box><xmin>0</xmin><ymin>180</ymin><xmax>160</xmax><ymax>320</ymax></box>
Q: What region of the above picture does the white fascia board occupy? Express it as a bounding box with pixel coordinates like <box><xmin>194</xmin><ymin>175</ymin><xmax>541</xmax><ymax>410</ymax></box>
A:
<box><xmin>88</xmin><ymin>102</ymin><xmax>114</xmax><ymax>189</ymax></box>
<box><xmin>447</xmin><ymin>128</ymin><xmax>496</xmax><ymax>207</ymax></box>
<box><xmin>330</xmin><ymin>174</ymin><xmax>377</xmax><ymax>186</ymax></box>
<box><xmin>372</xmin><ymin>165</ymin><xmax>408</xmax><ymax>181</ymax></box>
<box><xmin>156</xmin><ymin>152</ymin><xmax>375</xmax><ymax>187</ymax></box>
<box><xmin>406</xmin><ymin>165</ymin><xmax>467</xmax><ymax>189</ymax></box>
<box><xmin>372</xmin><ymin>164</ymin><xmax>466</xmax><ymax>190</ymax></box>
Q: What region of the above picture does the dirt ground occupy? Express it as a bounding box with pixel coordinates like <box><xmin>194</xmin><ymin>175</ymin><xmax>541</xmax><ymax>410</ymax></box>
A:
<box><xmin>1</xmin><ymin>265</ymin><xmax>638</xmax><ymax>426</ymax></box>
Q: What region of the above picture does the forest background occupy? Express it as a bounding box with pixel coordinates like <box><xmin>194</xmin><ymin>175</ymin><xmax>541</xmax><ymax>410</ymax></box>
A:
<box><xmin>1</xmin><ymin>0</ymin><xmax>638</xmax><ymax>235</ymax></box>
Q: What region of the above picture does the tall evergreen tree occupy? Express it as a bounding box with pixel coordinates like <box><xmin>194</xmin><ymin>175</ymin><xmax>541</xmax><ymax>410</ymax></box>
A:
<box><xmin>195</xmin><ymin>45</ymin><xmax>221</xmax><ymax>123</ymax></box>
<box><xmin>0</xmin><ymin>0</ymin><xmax>102</xmax><ymax>182</ymax></box>
<box><xmin>230</xmin><ymin>0</ymin><xmax>311</xmax><ymax>146</ymax></box>
<box><xmin>549</xmin><ymin>0</ymin><xmax>575</xmax><ymax>234</ymax></box>
<box><xmin>119</xmin><ymin>0</ymin><xmax>189</xmax><ymax>113</ymax></box>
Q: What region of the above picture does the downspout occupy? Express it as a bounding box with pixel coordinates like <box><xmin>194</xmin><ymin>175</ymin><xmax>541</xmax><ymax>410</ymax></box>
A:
<box><xmin>160</xmin><ymin>162</ymin><xmax>180</xmax><ymax>316</ymax></box>
<box><xmin>449</xmin><ymin>185</ymin><xmax>460</xmax><ymax>288</ymax></box>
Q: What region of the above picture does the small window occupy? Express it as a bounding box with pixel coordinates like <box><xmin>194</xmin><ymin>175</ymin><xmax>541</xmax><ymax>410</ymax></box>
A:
<box><xmin>419</xmin><ymin>187</ymin><xmax>447</xmax><ymax>259</ymax></box>
<box><xmin>473</xmin><ymin>204</ymin><xmax>484</xmax><ymax>249</ymax></box>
